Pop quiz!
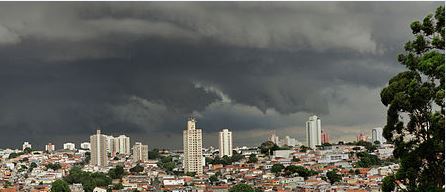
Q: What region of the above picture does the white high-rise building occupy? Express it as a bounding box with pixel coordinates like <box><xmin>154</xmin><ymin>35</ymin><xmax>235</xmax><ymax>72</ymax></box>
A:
<box><xmin>183</xmin><ymin>117</ymin><xmax>203</xmax><ymax>175</ymax></box>
<box><xmin>80</xmin><ymin>142</ymin><xmax>91</xmax><ymax>150</ymax></box>
<box><xmin>133</xmin><ymin>142</ymin><xmax>149</xmax><ymax>162</ymax></box>
<box><xmin>269</xmin><ymin>133</ymin><xmax>280</xmax><ymax>145</ymax></box>
<box><xmin>284</xmin><ymin>136</ymin><xmax>297</xmax><ymax>147</ymax></box>
<box><xmin>105</xmin><ymin>135</ymin><xmax>115</xmax><ymax>154</ymax></box>
<box><xmin>45</xmin><ymin>143</ymin><xmax>55</xmax><ymax>152</ymax></box>
<box><xmin>306</xmin><ymin>115</ymin><xmax>321</xmax><ymax>149</ymax></box>
<box><xmin>22</xmin><ymin>142</ymin><xmax>32</xmax><ymax>150</ymax></box>
<box><xmin>372</xmin><ymin>127</ymin><xmax>386</xmax><ymax>144</ymax></box>
<box><xmin>90</xmin><ymin>130</ymin><xmax>108</xmax><ymax>166</ymax></box>
<box><xmin>114</xmin><ymin>135</ymin><xmax>131</xmax><ymax>155</ymax></box>
<box><xmin>218</xmin><ymin>129</ymin><xmax>233</xmax><ymax>157</ymax></box>
<box><xmin>63</xmin><ymin>143</ymin><xmax>76</xmax><ymax>150</ymax></box>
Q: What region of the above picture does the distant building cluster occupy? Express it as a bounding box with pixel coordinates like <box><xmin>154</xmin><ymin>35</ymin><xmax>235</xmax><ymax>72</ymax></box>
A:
<box><xmin>0</xmin><ymin>115</ymin><xmax>393</xmax><ymax>192</ymax></box>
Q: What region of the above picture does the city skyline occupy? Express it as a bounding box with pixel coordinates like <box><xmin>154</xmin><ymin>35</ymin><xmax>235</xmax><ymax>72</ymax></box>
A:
<box><xmin>0</xmin><ymin>2</ymin><xmax>442</xmax><ymax>149</ymax></box>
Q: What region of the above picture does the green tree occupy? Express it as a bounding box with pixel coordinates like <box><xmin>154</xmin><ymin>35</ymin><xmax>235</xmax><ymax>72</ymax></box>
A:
<box><xmin>259</xmin><ymin>141</ymin><xmax>278</xmax><ymax>155</ymax></box>
<box><xmin>326</xmin><ymin>170</ymin><xmax>342</xmax><ymax>185</ymax></box>
<box><xmin>209</xmin><ymin>175</ymin><xmax>219</xmax><ymax>184</ymax></box>
<box><xmin>46</xmin><ymin>163</ymin><xmax>62</xmax><ymax>171</ymax></box>
<box><xmin>229</xmin><ymin>184</ymin><xmax>255</xmax><ymax>192</ymax></box>
<box><xmin>291</xmin><ymin>156</ymin><xmax>301</xmax><ymax>162</ymax></box>
<box><xmin>108</xmin><ymin>165</ymin><xmax>125</xmax><ymax>179</ymax></box>
<box><xmin>129</xmin><ymin>164</ymin><xmax>144</xmax><ymax>173</ymax></box>
<box><xmin>382</xmin><ymin>175</ymin><xmax>396</xmax><ymax>192</ymax></box>
<box><xmin>271</xmin><ymin>164</ymin><xmax>285</xmax><ymax>175</ymax></box>
<box><xmin>247</xmin><ymin>154</ymin><xmax>258</xmax><ymax>163</ymax></box>
<box><xmin>148</xmin><ymin>149</ymin><xmax>160</xmax><ymax>159</ymax></box>
<box><xmin>23</xmin><ymin>147</ymin><xmax>33</xmax><ymax>154</ymax></box>
<box><xmin>51</xmin><ymin>179</ymin><xmax>71</xmax><ymax>192</ymax></box>
<box><xmin>380</xmin><ymin>6</ymin><xmax>444</xmax><ymax>191</ymax></box>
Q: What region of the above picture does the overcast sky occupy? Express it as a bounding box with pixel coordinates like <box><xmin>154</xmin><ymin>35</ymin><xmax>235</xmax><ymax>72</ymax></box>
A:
<box><xmin>0</xmin><ymin>2</ymin><xmax>441</xmax><ymax>150</ymax></box>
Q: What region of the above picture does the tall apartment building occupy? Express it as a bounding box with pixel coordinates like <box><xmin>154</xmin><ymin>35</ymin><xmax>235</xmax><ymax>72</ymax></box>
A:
<box><xmin>372</xmin><ymin>127</ymin><xmax>386</xmax><ymax>144</ymax></box>
<box><xmin>114</xmin><ymin>135</ymin><xmax>131</xmax><ymax>155</ymax></box>
<box><xmin>22</xmin><ymin>142</ymin><xmax>32</xmax><ymax>150</ymax></box>
<box><xmin>283</xmin><ymin>136</ymin><xmax>297</xmax><ymax>146</ymax></box>
<box><xmin>90</xmin><ymin>130</ymin><xmax>108</xmax><ymax>166</ymax></box>
<box><xmin>218</xmin><ymin>129</ymin><xmax>233</xmax><ymax>157</ymax></box>
<box><xmin>133</xmin><ymin>142</ymin><xmax>149</xmax><ymax>162</ymax></box>
<box><xmin>105</xmin><ymin>135</ymin><xmax>115</xmax><ymax>155</ymax></box>
<box><xmin>269</xmin><ymin>133</ymin><xmax>280</xmax><ymax>145</ymax></box>
<box><xmin>63</xmin><ymin>143</ymin><xmax>76</xmax><ymax>150</ymax></box>
<box><xmin>183</xmin><ymin>117</ymin><xmax>203</xmax><ymax>175</ymax></box>
<box><xmin>357</xmin><ymin>133</ymin><xmax>368</xmax><ymax>142</ymax></box>
<box><xmin>80</xmin><ymin>142</ymin><xmax>91</xmax><ymax>150</ymax></box>
<box><xmin>321</xmin><ymin>129</ymin><xmax>330</xmax><ymax>144</ymax></box>
<box><xmin>306</xmin><ymin>115</ymin><xmax>321</xmax><ymax>149</ymax></box>
<box><xmin>45</xmin><ymin>143</ymin><xmax>55</xmax><ymax>152</ymax></box>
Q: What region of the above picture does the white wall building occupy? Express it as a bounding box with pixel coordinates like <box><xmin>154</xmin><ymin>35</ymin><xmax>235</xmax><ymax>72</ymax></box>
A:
<box><xmin>183</xmin><ymin>117</ymin><xmax>203</xmax><ymax>175</ymax></box>
<box><xmin>90</xmin><ymin>130</ymin><xmax>108</xmax><ymax>166</ymax></box>
<box><xmin>80</xmin><ymin>142</ymin><xmax>91</xmax><ymax>150</ymax></box>
<box><xmin>114</xmin><ymin>135</ymin><xmax>131</xmax><ymax>155</ymax></box>
<box><xmin>218</xmin><ymin>129</ymin><xmax>233</xmax><ymax>157</ymax></box>
<box><xmin>22</xmin><ymin>142</ymin><xmax>32</xmax><ymax>150</ymax></box>
<box><xmin>45</xmin><ymin>143</ymin><xmax>55</xmax><ymax>152</ymax></box>
<box><xmin>63</xmin><ymin>143</ymin><xmax>76</xmax><ymax>150</ymax></box>
<box><xmin>306</xmin><ymin>115</ymin><xmax>321</xmax><ymax>149</ymax></box>
<box><xmin>133</xmin><ymin>142</ymin><xmax>149</xmax><ymax>162</ymax></box>
<box><xmin>105</xmin><ymin>135</ymin><xmax>115</xmax><ymax>155</ymax></box>
<box><xmin>372</xmin><ymin>127</ymin><xmax>386</xmax><ymax>144</ymax></box>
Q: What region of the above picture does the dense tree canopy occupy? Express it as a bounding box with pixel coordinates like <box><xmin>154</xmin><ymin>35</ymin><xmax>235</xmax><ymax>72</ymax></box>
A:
<box><xmin>229</xmin><ymin>184</ymin><xmax>255</xmax><ymax>192</ymax></box>
<box><xmin>380</xmin><ymin>6</ymin><xmax>444</xmax><ymax>191</ymax></box>
<box><xmin>51</xmin><ymin>179</ymin><xmax>71</xmax><ymax>192</ymax></box>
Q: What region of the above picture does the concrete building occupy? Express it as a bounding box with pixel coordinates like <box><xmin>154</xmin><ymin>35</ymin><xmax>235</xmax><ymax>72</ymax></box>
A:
<box><xmin>183</xmin><ymin>117</ymin><xmax>203</xmax><ymax>175</ymax></box>
<box><xmin>357</xmin><ymin>133</ymin><xmax>368</xmax><ymax>142</ymax></box>
<box><xmin>306</xmin><ymin>115</ymin><xmax>321</xmax><ymax>149</ymax></box>
<box><xmin>269</xmin><ymin>132</ymin><xmax>280</xmax><ymax>145</ymax></box>
<box><xmin>132</xmin><ymin>142</ymin><xmax>149</xmax><ymax>162</ymax></box>
<box><xmin>63</xmin><ymin>143</ymin><xmax>76</xmax><ymax>150</ymax></box>
<box><xmin>218</xmin><ymin>129</ymin><xmax>233</xmax><ymax>157</ymax></box>
<box><xmin>80</xmin><ymin>142</ymin><xmax>91</xmax><ymax>150</ymax></box>
<box><xmin>90</xmin><ymin>130</ymin><xmax>108</xmax><ymax>166</ymax></box>
<box><xmin>372</xmin><ymin>127</ymin><xmax>386</xmax><ymax>144</ymax></box>
<box><xmin>283</xmin><ymin>136</ymin><xmax>297</xmax><ymax>147</ymax></box>
<box><xmin>22</xmin><ymin>142</ymin><xmax>32</xmax><ymax>150</ymax></box>
<box><xmin>321</xmin><ymin>129</ymin><xmax>330</xmax><ymax>144</ymax></box>
<box><xmin>105</xmin><ymin>135</ymin><xmax>115</xmax><ymax>155</ymax></box>
<box><xmin>114</xmin><ymin>135</ymin><xmax>131</xmax><ymax>155</ymax></box>
<box><xmin>45</xmin><ymin>143</ymin><xmax>55</xmax><ymax>152</ymax></box>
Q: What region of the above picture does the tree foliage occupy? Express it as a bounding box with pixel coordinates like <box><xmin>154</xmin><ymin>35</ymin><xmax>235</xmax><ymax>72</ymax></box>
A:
<box><xmin>229</xmin><ymin>184</ymin><xmax>255</xmax><ymax>192</ymax></box>
<box><xmin>51</xmin><ymin>179</ymin><xmax>71</xmax><ymax>192</ymax></box>
<box><xmin>382</xmin><ymin>175</ymin><xmax>396</xmax><ymax>192</ymax></box>
<box><xmin>247</xmin><ymin>154</ymin><xmax>258</xmax><ymax>163</ymax></box>
<box><xmin>108</xmin><ymin>165</ymin><xmax>125</xmax><ymax>179</ymax></box>
<box><xmin>129</xmin><ymin>164</ymin><xmax>144</xmax><ymax>174</ymax></box>
<box><xmin>326</xmin><ymin>170</ymin><xmax>342</xmax><ymax>185</ymax></box>
<box><xmin>380</xmin><ymin>6</ymin><xmax>444</xmax><ymax>191</ymax></box>
<box><xmin>270</xmin><ymin>164</ymin><xmax>285</xmax><ymax>175</ymax></box>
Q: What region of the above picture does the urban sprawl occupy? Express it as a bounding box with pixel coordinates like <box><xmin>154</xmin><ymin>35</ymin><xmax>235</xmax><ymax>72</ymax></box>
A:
<box><xmin>0</xmin><ymin>115</ymin><xmax>398</xmax><ymax>192</ymax></box>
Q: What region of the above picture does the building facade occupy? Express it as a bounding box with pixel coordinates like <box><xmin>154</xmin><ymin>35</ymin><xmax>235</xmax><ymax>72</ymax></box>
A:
<box><xmin>357</xmin><ymin>133</ymin><xmax>368</xmax><ymax>142</ymax></box>
<box><xmin>45</xmin><ymin>143</ymin><xmax>55</xmax><ymax>152</ymax></box>
<box><xmin>372</xmin><ymin>127</ymin><xmax>386</xmax><ymax>144</ymax></box>
<box><xmin>63</xmin><ymin>143</ymin><xmax>76</xmax><ymax>150</ymax></box>
<box><xmin>22</xmin><ymin>142</ymin><xmax>32</xmax><ymax>150</ymax></box>
<box><xmin>321</xmin><ymin>129</ymin><xmax>330</xmax><ymax>144</ymax></box>
<box><xmin>80</xmin><ymin>142</ymin><xmax>91</xmax><ymax>150</ymax></box>
<box><xmin>183</xmin><ymin>117</ymin><xmax>203</xmax><ymax>175</ymax></box>
<box><xmin>114</xmin><ymin>135</ymin><xmax>131</xmax><ymax>155</ymax></box>
<box><xmin>306</xmin><ymin>115</ymin><xmax>321</xmax><ymax>149</ymax></box>
<box><xmin>90</xmin><ymin>130</ymin><xmax>108</xmax><ymax>166</ymax></box>
<box><xmin>218</xmin><ymin>129</ymin><xmax>233</xmax><ymax>157</ymax></box>
<box><xmin>133</xmin><ymin>142</ymin><xmax>149</xmax><ymax>162</ymax></box>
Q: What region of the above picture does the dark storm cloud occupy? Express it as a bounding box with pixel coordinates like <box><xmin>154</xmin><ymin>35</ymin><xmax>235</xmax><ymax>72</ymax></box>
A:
<box><xmin>0</xmin><ymin>2</ymin><xmax>441</xmax><ymax>148</ymax></box>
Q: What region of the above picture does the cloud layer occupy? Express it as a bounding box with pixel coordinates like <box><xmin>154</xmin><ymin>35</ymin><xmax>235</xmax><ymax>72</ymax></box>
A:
<box><xmin>0</xmin><ymin>2</ymin><xmax>441</xmax><ymax>149</ymax></box>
